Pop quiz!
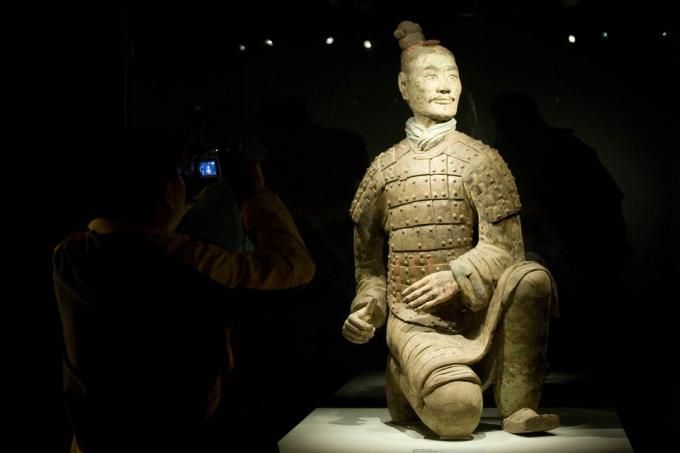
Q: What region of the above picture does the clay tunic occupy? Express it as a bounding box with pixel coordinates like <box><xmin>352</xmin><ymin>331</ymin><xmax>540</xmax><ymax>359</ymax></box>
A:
<box><xmin>350</xmin><ymin>130</ymin><xmax>522</xmax><ymax>333</ymax></box>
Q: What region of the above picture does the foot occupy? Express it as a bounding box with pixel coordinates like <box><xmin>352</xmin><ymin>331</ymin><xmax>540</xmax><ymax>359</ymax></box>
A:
<box><xmin>502</xmin><ymin>407</ymin><xmax>559</xmax><ymax>434</ymax></box>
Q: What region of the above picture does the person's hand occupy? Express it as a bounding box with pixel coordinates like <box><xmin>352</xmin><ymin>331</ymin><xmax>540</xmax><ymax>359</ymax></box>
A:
<box><xmin>342</xmin><ymin>297</ymin><xmax>377</xmax><ymax>344</ymax></box>
<box><xmin>223</xmin><ymin>143</ymin><xmax>266</xmax><ymax>204</ymax></box>
<box><xmin>402</xmin><ymin>270</ymin><xmax>459</xmax><ymax>311</ymax></box>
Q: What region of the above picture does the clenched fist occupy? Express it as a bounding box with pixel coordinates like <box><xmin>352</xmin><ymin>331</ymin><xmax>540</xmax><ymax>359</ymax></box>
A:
<box><xmin>342</xmin><ymin>297</ymin><xmax>377</xmax><ymax>344</ymax></box>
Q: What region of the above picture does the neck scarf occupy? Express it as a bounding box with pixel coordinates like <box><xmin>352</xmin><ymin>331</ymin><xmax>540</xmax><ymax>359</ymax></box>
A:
<box><xmin>405</xmin><ymin>117</ymin><xmax>457</xmax><ymax>152</ymax></box>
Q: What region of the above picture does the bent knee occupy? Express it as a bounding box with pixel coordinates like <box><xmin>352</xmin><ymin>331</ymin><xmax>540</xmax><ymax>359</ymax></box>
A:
<box><xmin>421</xmin><ymin>381</ymin><xmax>483</xmax><ymax>437</ymax></box>
<box><xmin>516</xmin><ymin>269</ymin><xmax>552</xmax><ymax>300</ymax></box>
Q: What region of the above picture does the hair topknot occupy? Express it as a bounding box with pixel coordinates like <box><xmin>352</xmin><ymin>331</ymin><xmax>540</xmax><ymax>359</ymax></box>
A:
<box><xmin>394</xmin><ymin>20</ymin><xmax>439</xmax><ymax>50</ymax></box>
<box><xmin>394</xmin><ymin>21</ymin><xmax>424</xmax><ymax>49</ymax></box>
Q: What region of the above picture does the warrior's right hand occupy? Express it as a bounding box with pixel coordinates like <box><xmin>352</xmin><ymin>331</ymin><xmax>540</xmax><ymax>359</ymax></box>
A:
<box><xmin>342</xmin><ymin>297</ymin><xmax>377</xmax><ymax>344</ymax></box>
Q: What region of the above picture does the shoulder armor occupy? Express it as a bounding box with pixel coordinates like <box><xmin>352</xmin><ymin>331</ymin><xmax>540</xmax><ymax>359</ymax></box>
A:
<box><xmin>463</xmin><ymin>141</ymin><xmax>521</xmax><ymax>223</ymax></box>
<box><xmin>378</xmin><ymin>140</ymin><xmax>410</xmax><ymax>183</ymax></box>
<box><xmin>443</xmin><ymin>133</ymin><xmax>481</xmax><ymax>164</ymax></box>
<box><xmin>349</xmin><ymin>153</ymin><xmax>386</xmax><ymax>224</ymax></box>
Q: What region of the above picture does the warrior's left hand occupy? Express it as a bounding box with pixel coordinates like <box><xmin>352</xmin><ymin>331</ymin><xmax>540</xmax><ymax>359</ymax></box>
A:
<box><xmin>402</xmin><ymin>270</ymin><xmax>459</xmax><ymax>311</ymax></box>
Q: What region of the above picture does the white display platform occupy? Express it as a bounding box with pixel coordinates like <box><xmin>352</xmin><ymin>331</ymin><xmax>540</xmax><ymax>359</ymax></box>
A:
<box><xmin>279</xmin><ymin>372</ymin><xmax>632</xmax><ymax>453</ymax></box>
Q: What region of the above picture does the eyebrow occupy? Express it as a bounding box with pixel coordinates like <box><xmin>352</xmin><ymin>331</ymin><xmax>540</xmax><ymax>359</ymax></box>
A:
<box><xmin>421</xmin><ymin>65</ymin><xmax>459</xmax><ymax>71</ymax></box>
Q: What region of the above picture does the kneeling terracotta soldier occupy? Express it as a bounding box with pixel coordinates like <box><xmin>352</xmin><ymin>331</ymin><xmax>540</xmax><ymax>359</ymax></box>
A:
<box><xmin>342</xmin><ymin>20</ymin><xmax>559</xmax><ymax>439</ymax></box>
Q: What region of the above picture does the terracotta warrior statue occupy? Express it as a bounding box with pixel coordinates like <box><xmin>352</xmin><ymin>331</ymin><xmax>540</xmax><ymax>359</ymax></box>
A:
<box><xmin>342</xmin><ymin>20</ymin><xmax>560</xmax><ymax>439</ymax></box>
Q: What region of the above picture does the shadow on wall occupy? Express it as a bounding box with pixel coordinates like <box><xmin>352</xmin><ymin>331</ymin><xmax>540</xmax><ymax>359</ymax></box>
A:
<box><xmin>491</xmin><ymin>91</ymin><xmax>632</xmax><ymax>378</ymax></box>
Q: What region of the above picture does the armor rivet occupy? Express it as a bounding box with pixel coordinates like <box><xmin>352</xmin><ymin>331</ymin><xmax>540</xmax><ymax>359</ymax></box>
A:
<box><xmin>438</xmin><ymin>216</ymin><xmax>442</xmax><ymax>221</ymax></box>
<box><xmin>402</xmin><ymin>231</ymin><xmax>405</xmax><ymax>235</ymax></box>
<box><xmin>418</xmin><ymin>243</ymin><xmax>422</xmax><ymax>248</ymax></box>
<box><xmin>427</xmin><ymin>254</ymin><xmax>431</xmax><ymax>258</ymax></box>
<box><xmin>420</xmin><ymin>258</ymin><xmax>425</xmax><ymax>264</ymax></box>
<box><xmin>441</xmin><ymin>241</ymin><xmax>446</xmax><ymax>246</ymax></box>
<box><xmin>406</xmin><ymin>280</ymin><xmax>411</xmax><ymax>284</ymax></box>
<box><xmin>425</xmin><ymin>194</ymin><xmax>429</xmax><ymax>198</ymax></box>
<box><xmin>416</xmin><ymin>229</ymin><xmax>420</xmax><ymax>234</ymax></box>
<box><xmin>414</xmin><ymin>218</ymin><xmax>418</xmax><ymax>222</ymax></box>
<box><xmin>406</xmin><ymin>221</ymin><xmax>410</xmax><ymax>225</ymax></box>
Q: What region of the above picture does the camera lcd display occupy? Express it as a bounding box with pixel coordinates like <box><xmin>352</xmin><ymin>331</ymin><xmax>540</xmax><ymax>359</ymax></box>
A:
<box><xmin>198</xmin><ymin>160</ymin><xmax>217</xmax><ymax>178</ymax></box>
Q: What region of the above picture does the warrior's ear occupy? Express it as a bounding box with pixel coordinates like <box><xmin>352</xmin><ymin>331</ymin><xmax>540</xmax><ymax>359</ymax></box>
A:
<box><xmin>398</xmin><ymin>72</ymin><xmax>408</xmax><ymax>101</ymax></box>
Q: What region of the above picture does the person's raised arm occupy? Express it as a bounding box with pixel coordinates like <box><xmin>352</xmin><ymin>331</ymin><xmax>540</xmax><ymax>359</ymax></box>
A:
<box><xmin>166</xmin><ymin>150</ymin><xmax>315</xmax><ymax>290</ymax></box>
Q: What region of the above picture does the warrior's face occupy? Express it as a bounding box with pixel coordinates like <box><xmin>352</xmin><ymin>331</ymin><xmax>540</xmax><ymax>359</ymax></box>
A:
<box><xmin>398</xmin><ymin>48</ymin><xmax>461</xmax><ymax>128</ymax></box>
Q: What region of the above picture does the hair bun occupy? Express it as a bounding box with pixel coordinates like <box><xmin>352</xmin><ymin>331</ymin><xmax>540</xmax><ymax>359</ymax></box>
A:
<box><xmin>394</xmin><ymin>20</ymin><xmax>425</xmax><ymax>50</ymax></box>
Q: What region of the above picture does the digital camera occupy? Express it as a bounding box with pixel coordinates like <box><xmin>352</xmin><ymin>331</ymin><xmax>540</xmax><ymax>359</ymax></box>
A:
<box><xmin>186</xmin><ymin>147</ymin><xmax>221</xmax><ymax>181</ymax></box>
<box><xmin>183</xmin><ymin>146</ymin><xmax>223</xmax><ymax>202</ymax></box>
<box><xmin>197</xmin><ymin>158</ymin><xmax>219</xmax><ymax>179</ymax></box>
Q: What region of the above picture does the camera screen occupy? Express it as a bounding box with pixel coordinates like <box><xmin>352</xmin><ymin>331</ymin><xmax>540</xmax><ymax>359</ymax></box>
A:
<box><xmin>198</xmin><ymin>160</ymin><xmax>217</xmax><ymax>178</ymax></box>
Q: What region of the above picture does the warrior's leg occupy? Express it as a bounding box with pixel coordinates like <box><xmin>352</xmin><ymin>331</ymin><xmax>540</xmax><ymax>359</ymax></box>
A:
<box><xmin>419</xmin><ymin>378</ymin><xmax>483</xmax><ymax>439</ymax></box>
<box><xmin>387</xmin><ymin>314</ymin><xmax>483</xmax><ymax>439</ymax></box>
<box><xmin>387</xmin><ymin>354</ymin><xmax>483</xmax><ymax>438</ymax></box>
<box><xmin>493</xmin><ymin>265</ymin><xmax>559</xmax><ymax>433</ymax></box>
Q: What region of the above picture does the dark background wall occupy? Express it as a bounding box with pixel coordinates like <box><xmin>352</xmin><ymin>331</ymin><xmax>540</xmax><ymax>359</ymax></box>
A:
<box><xmin>38</xmin><ymin>1</ymin><xmax>675</xmax><ymax>451</ymax></box>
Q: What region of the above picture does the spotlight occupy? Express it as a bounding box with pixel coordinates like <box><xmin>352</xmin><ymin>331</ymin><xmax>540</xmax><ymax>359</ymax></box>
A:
<box><xmin>238</xmin><ymin>44</ymin><xmax>246</xmax><ymax>52</ymax></box>
<box><xmin>568</xmin><ymin>34</ymin><xmax>576</xmax><ymax>43</ymax></box>
<box><xmin>662</xmin><ymin>31</ymin><xmax>667</xmax><ymax>37</ymax></box>
<box><xmin>326</xmin><ymin>37</ymin><xmax>334</xmax><ymax>45</ymax></box>
<box><xmin>601</xmin><ymin>32</ymin><xmax>608</xmax><ymax>39</ymax></box>
<box><xmin>264</xmin><ymin>39</ymin><xmax>273</xmax><ymax>47</ymax></box>
<box><xmin>363</xmin><ymin>40</ymin><xmax>372</xmax><ymax>49</ymax></box>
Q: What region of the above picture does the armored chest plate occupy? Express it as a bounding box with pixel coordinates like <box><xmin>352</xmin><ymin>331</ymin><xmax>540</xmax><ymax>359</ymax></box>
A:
<box><xmin>382</xmin><ymin>148</ymin><xmax>477</xmax><ymax>331</ymax></box>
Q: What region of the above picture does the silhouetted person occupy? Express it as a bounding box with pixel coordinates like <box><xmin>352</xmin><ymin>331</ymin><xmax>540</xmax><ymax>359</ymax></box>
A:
<box><xmin>492</xmin><ymin>91</ymin><xmax>631</xmax><ymax>375</ymax></box>
<box><xmin>247</xmin><ymin>98</ymin><xmax>385</xmax><ymax>434</ymax></box>
<box><xmin>52</xmin><ymin>127</ymin><xmax>314</xmax><ymax>452</ymax></box>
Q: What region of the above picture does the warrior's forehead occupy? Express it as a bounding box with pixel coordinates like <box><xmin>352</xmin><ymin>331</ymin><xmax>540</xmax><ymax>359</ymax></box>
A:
<box><xmin>407</xmin><ymin>51</ymin><xmax>458</xmax><ymax>70</ymax></box>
